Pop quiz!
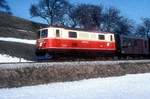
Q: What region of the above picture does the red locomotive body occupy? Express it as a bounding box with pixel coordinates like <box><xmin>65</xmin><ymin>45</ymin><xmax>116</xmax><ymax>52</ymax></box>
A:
<box><xmin>36</xmin><ymin>26</ymin><xmax>116</xmax><ymax>56</ymax></box>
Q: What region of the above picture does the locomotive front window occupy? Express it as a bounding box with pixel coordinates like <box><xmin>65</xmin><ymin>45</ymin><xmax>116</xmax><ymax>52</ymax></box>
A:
<box><xmin>69</xmin><ymin>31</ymin><xmax>77</xmax><ymax>38</ymax></box>
<box><xmin>37</xmin><ymin>31</ymin><xmax>40</xmax><ymax>38</ymax></box>
<box><xmin>40</xmin><ymin>29</ymin><xmax>48</xmax><ymax>38</ymax></box>
<box><xmin>98</xmin><ymin>35</ymin><xmax>105</xmax><ymax>40</ymax></box>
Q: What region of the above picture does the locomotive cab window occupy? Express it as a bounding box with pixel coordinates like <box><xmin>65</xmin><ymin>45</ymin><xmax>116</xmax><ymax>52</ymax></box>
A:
<box><xmin>40</xmin><ymin>29</ymin><xmax>48</xmax><ymax>38</ymax></box>
<box><xmin>37</xmin><ymin>31</ymin><xmax>40</xmax><ymax>38</ymax></box>
<box><xmin>69</xmin><ymin>31</ymin><xmax>77</xmax><ymax>38</ymax></box>
<box><xmin>56</xmin><ymin>29</ymin><xmax>60</xmax><ymax>37</ymax></box>
<box><xmin>98</xmin><ymin>35</ymin><xmax>105</xmax><ymax>40</ymax></box>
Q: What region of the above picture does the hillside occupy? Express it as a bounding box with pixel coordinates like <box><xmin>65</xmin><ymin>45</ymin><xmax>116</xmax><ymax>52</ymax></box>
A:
<box><xmin>0</xmin><ymin>13</ymin><xmax>47</xmax><ymax>39</ymax></box>
<box><xmin>0</xmin><ymin>13</ymin><xmax>47</xmax><ymax>61</ymax></box>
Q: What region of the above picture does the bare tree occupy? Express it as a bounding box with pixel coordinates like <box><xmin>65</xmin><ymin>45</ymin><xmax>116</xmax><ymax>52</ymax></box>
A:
<box><xmin>136</xmin><ymin>18</ymin><xmax>150</xmax><ymax>37</ymax></box>
<box><xmin>101</xmin><ymin>7</ymin><xmax>121</xmax><ymax>32</ymax></box>
<box><xmin>0</xmin><ymin>0</ymin><xmax>11</xmax><ymax>14</ymax></box>
<box><xmin>70</xmin><ymin>4</ymin><xmax>103</xmax><ymax>30</ymax></box>
<box><xmin>101</xmin><ymin>7</ymin><xmax>133</xmax><ymax>35</ymax></box>
<box><xmin>65</xmin><ymin>4</ymin><xmax>80</xmax><ymax>28</ymax></box>
<box><xmin>30</xmin><ymin>0</ymin><xmax>70</xmax><ymax>25</ymax></box>
<box><xmin>115</xmin><ymin>17</ymin><xmax>134</xmax><ymax>35</ymax></box>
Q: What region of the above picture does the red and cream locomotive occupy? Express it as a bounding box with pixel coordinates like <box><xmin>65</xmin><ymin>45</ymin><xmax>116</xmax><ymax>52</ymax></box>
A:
<box><xmin>36</xmin><ymin>26</ymin><xmax>116</xmax><ymax>58</ymax></box>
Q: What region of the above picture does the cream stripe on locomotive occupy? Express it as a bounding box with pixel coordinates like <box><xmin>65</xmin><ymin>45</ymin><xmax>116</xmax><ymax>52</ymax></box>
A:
<box><xmin>44</xmin><ymin>27</ymin><xmax>115</xmax><ymax>42</ymax></box>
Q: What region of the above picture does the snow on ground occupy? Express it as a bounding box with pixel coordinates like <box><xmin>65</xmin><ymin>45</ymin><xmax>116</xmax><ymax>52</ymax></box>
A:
<box><xmin>0</xmin><ymin>73</ymin><xmax>150</xmax><ymax>99</ymax></box>
<box><xmin>0</xmin><ymin>37</ymin><xmax>36</xmax><ymax>45</ymax></box>
<box><xmin>0</xmin><ymin>54</ymin><xmax>31</xmax><ymax>63</ymax></box>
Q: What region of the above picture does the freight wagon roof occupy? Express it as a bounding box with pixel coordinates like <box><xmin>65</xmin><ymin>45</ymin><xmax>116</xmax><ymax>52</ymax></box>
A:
<box><xmin>120</xmin><ymin>34</ymin><xmax>148</xmax><ymax>40</ymax></box>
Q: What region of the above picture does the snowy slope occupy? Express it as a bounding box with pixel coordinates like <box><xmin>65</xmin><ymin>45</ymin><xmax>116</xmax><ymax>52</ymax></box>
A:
<box><xmin>0</xmin><ymin>73</ymin><xmax>150</xmax><ymax>99</ymax></box>
<box><xmin>0</xmin><ymin>37</ymin><xmax>36</xmax><ymax>45</ymax></box>
<box><xmin>0</xmin><ymin>37</ymin><xmax>36</xmax><ymax>62</ymax></box>
<box><xmin>0</xmin><ymin>54</ymin><xmax>31</xmax><ymax>63</ymax></box>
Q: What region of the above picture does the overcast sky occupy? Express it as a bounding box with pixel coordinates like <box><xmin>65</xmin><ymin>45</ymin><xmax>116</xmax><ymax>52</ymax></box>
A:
<box><xmin>7</xmin><ymin>0</ymin><xmax>150</xmax><ymax>24</ymax></box>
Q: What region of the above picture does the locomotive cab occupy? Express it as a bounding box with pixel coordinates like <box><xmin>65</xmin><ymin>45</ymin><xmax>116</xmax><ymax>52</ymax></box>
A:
<box><xmin>36</xmin><ymin>28</ymin><xmax>63</xmax><ymax>49</ymax></box>
<box><xmin>37</xmin><ymin>29</ymin><xmax>48</xmax><ymax>39</ymax></box>
<box><xmin>36</xmin><ymin>29</ymin><xmax>48</xmax><ymax>49</ymax></box>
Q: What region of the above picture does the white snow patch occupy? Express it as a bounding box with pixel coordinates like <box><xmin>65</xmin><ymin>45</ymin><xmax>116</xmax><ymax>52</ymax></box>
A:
<box><xmin>0</xmin><ymin>73</ymin><xmax>150</xmax><ymax>99</ymax></box>
<box><xmin>0</xmin><ymin>54</ymin><xmax>31</xmax><ymax>63</ymax></box>
<box><xmin>17</xmin><ymin>29</ymin><xmax>34</xmax><ymax>33</ymax></box>
<box><xmin>0</xmin><ymin>37</ymin><xmax>36</xmax><ymax>45</ymax></box>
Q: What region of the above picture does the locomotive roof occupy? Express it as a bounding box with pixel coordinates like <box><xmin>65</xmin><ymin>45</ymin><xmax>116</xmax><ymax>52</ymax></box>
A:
<box><xmin>41</xmin><ymin>25</ymin><xmax>114</xmax><ymax>34</ymax></box>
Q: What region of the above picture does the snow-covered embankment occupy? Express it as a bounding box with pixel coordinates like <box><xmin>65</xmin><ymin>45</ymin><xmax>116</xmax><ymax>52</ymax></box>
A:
<box><xmin>0</xmin><ymin>73</ymin><xmax>150</xmax><ymax>99</ymax></box>
<box><xmin>0</xmin><ymin>60</ymin><xmax>150</xmax><ymax>88</ymax></box>
<box><xmin>0</xmin><ymin>37</ymin><xmax>36</xmax><ymax>63</ymax></box>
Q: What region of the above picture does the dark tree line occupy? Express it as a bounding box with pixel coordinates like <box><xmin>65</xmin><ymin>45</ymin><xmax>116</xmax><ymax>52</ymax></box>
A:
<box><xmin>136</xmin><ymin>18</ymin><xmax>150</xmax><ymax>37</ymax></box>
<box><xmin>30</xmin><ymin>0</ymin><xmax>150</xmax><ymax>37</ymax></box>
<box><xmin>0</xmin><ymin>0</ymin><xmax>11</xmax><ymax>14</ymax></box>
<box><xmin>69</xmin><ymin>4</ymin><xmax>103</xmax><ymax>30</ymax></box>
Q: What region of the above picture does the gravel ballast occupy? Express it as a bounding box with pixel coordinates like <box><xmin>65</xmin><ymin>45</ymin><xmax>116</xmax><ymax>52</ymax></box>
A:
<box><xmin>0</xmin><ymin>60</ymin><xmax>150</xmax><ymax>88</ymax></box>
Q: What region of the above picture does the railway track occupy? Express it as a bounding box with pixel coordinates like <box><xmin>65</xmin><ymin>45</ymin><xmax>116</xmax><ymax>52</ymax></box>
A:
<box><xmin>0</xmin><ymin>59</ymin><xmax>150</xmax><ymax>66</ymax></box>
<box><xmin>0</xmin><ymin>56</ymin><xmax>113</xmax><ymax>65</ymax></box>
<box><xmin>0</xmin><ymin>58</ymin><xmax>137</xmax><ymax>65</ymax></box>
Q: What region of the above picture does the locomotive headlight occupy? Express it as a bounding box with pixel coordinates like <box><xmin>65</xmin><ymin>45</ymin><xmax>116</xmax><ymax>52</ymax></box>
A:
<box><xmin>107</xmin><ymin>43</ymin><xmax>110</xmax><ymax>46</ymax></box>
<box><xmin>39</xmin><ymin>42</ymin><xmax>43</xmax><ymax>47</ymax></box>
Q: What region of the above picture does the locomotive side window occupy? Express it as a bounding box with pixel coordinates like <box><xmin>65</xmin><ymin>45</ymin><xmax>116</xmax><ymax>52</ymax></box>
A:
<box><xmin>110</xmin><ymin>35</ymin><xmax>113</xmax><ymax>41</ymax></box>
<box><xmin>79</xmin><ymin>33</ymin><xmax>89</xmax><ymax>39</ymax></box>
<box><xmin>69</xmin><ymin>31</ymin><xmax>77</xmax><ymax>38</ymax></box>
<box><xmin>40</xmin><ymin>29</ymin><xmax>48</xmax><ymax>38</ymax></box>
<box><xmin>56</xmin><ymin>29</ymin><xmax>60</xmax><ymax>37</ymax></box>
<box><xmin>98</xmin><ymin>35</ymin><xmax>105</xmax><ymax>40</ymax></box>
<box><xmin>90</xmin><ymin>34</ymin><xmax>97</xmax><ymax>39</ymax></box>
